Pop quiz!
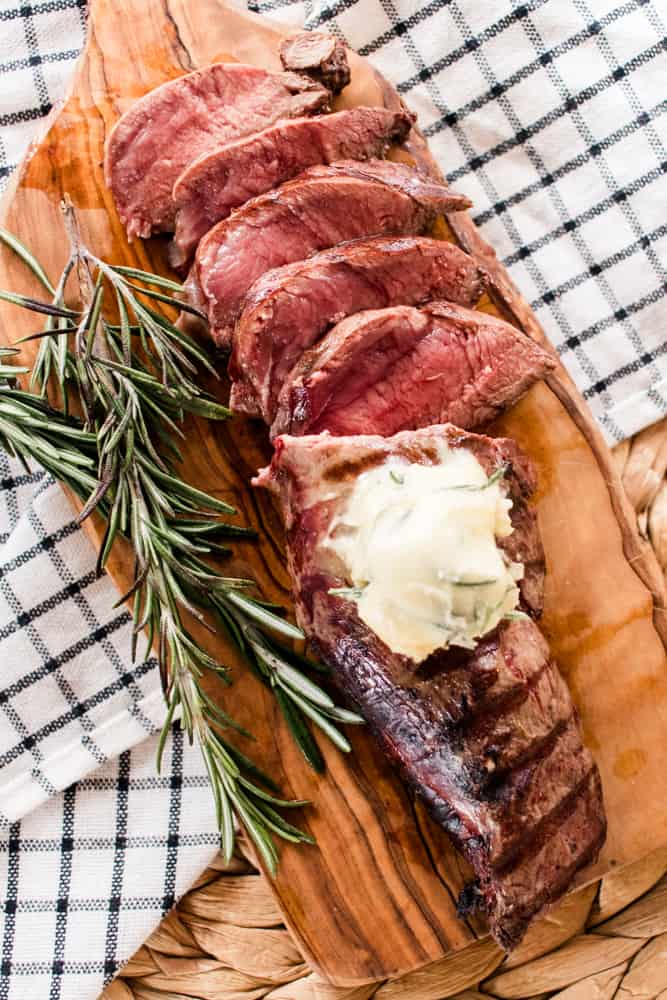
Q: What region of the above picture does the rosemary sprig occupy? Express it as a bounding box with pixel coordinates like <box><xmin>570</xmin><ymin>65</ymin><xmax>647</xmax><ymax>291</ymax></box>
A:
<box><xmin>0</xmin><ymin>207</ymin><xmax>361</xmax><ymax>871</ymax></box>
<box><xmin>0</xmin><ymin>349</ymin><xmax>99</xmax><ymax>497</ymax></box>
<box><xmin>209</xmin><ymin>598</ymin><xmax>363</xmax><ymax>771</ymax></box>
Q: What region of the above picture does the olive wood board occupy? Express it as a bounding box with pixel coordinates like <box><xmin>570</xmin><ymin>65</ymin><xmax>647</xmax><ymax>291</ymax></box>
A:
<box><xmin>1</xmin><ymin>0</ymin><xmax>666</xmax><ymax>986</ymax></box>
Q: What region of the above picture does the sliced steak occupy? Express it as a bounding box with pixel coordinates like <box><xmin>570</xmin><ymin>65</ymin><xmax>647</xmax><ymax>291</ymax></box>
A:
<box><xmin>104</xmin><ymin>63</ymin><xmax>329</xmax><ymax>240</ymax></box>
<box><xmin>195</xmin><ymin>163</ymin><xmax>471</xmax><ymax>349</ymax></box>
<box><xmin>280</xmin><ymin>31</ymin><xmax>351</xmax><ymax>94</ymax></box>
<box><xmin>230</xmin><ymin>236</ymin><xmax>484</xmax><ymax>420</ymax></box>
<box><xmin>171</xmin><ymin>108</ymin><xmax>413</xmax><ymax>264</ymax></box>
<box><xmin>255</xmin><ymin>425</ymin><xmax>606</xmax><ymax>951</ymax></box>
<box><xmin>273</xmin><ymin>301</ymin><xmax>556</xmax><ymax>437</ymax></box>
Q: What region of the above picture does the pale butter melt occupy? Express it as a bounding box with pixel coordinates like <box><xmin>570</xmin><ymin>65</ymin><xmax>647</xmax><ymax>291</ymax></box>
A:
<box><xmin>326</xmin><ymin>444</ymin><xmax>524</xmax><ymax>662</ymax></box>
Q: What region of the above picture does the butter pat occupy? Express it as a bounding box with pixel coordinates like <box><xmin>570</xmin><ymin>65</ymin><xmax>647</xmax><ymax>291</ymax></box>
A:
<box><xmin>326</xmin><ymin>444</ymin><xmax>523</xmax><ymax>662</ymax></box>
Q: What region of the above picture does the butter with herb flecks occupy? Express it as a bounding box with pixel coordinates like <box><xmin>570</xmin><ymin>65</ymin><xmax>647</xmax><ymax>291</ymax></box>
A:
<box><xmin>326</xmin><ymin>443</ymin><xmax>524</xmax><ymax>662</ymax></box>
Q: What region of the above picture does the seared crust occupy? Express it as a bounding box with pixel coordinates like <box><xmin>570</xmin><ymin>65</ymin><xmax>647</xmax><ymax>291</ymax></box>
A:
<box><xmin>280</xmin><ymin>31</ymin><xmax>351</xmax><ymax>94</ymax></box>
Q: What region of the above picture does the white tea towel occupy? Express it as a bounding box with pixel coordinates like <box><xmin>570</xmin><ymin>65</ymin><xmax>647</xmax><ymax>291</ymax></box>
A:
<box><xmin>0</xmin><ymin>454</ymin><xmax>220</xmax><ymax>1000</ymax></box>
<box><xmin>2</xmin><ymin>716</ymin><xmax>218</xmax><ymax>998</ymax></box>
<box><xmin>0</xmin><ymin>455</ymin><xmax>165</xmax><ymax>824</ymax></box>
<box><xmin>0</xmin><ymin>1</ymin><xmax>665</xmax><ymax>998</ymax></box>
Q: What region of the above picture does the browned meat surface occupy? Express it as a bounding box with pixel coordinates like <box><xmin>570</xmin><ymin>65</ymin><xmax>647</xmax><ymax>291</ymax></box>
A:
<box><xmin>229</xmin><ymin>236</ymin><xmax>483</xmax><ymax>419</ymax></box>
<box><xmin>273</xmin><ymin>301</ymin><xmax>556</xmax><ymax>438</ymax></box>
<box><xmin>104</xmin><ymin>63</ymin><xmax>328</xmax><ymax>240</ymax></box>
<box><xmin>280</xmin><ymin>31</ymin><xmax>351</xmax><ymax>93</ymax></box>
<box><xmin>195</xmin><ymin>162</ymin><xmax>471</xmax><ymax>348</ymax></box>
<box><xmin>255</xmin><ymin>425</ymin><xmax>606</xmax><ymax>951</ymax></box>
<box><xmin>171</xmin><ymin>108</ymin><xmax>413</xmax><ymax>264</ymax></box>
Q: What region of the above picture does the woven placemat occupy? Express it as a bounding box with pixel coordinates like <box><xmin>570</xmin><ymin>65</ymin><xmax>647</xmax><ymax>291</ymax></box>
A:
<box><xmin>101</xmin><ymin>416</ymin><xmax>667</xmax><ymax>1000</ymax></box>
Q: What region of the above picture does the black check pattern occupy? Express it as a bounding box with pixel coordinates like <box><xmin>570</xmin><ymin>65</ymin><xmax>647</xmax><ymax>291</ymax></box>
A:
<box><xmin>0</xmin><ymin>454</ymin><xmax>222</xmax><ymax>1000</ymax></box>
<box><xmin>0</xmin><ymin>731</ymin><xmax>218</xmax><ymax>1000</ymax></box>
<box><xmin>0</xmin><ymin>452</ymin><xmax>165</xmax><ymax>824</ymax></box>
<box><xmin>0</xmin><ymin>1</ymin><xmax>665</xmax><ymax>997</ymax></box>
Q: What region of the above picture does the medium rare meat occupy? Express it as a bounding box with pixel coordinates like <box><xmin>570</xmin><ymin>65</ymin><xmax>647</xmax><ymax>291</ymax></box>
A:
<box><xmin>255</xmin><ymin>425</ymin><xmax>606</xmax><ymax>950</ymax></box>
<box><xmin>273</xmin><ymin>301</ymin><xmax>556</xmax><ymax>437</ymax></box>
<box><xmin>195</xmin><ymin>162</ymin><xmax>471</xmax><ymax>348</ymax></box>
<box><xmin>104</xmin><ymin>63</ymin><xmax>329</xmax><ymax>240</ymax></box>
<box><xmin>230</xmin><ymin>237</ymin><xmax>485</xmax><ymax>422</ymax></box>
<box><xmin>171</xmin><ymin>108</ymin><xmax>413</xmax><ymax>264</ymax></box>
<box><xmin>280</xmin><ymin>31</ymin><xmax>351</xmax><ymax>94</ymax></box>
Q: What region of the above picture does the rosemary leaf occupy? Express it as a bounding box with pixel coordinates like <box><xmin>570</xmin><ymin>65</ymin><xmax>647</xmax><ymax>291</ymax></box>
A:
<box><xmin>123</xmin><ymin>280</ymin><xmax>207</xmax><ymax>318</ymax></box>
<box><xmin>136</xmin><ymin>457</ymin><xmax>235</xmax><ymax>515</ymax></box>
<box><xmin>283</xmin><ymin>688</ymin><xmax>354</xmax><ymax>754</ymax></box>
<box><xmin>219</xmin><ymin>778</ymin><xmax>235</xmax><ymax>863</ymax></box>
<box><xmin>0</xmin><ymin>288</ymin><xmax>77</xmax><ymax>320</ymax></box>
<box><xmin>316</xmin><ymin>704</ymin><xmax>365</xmax><ymax>726</ymax></box>
<box><xmin>109</xmin><ymin>265</ymin><xmax>185</xmax><ymax>292</ymax></box>
<box><xmin>225</xmin><ymin>590</ymin><xmax>304</xmax><ymax>640</ymax></box>
<box><xmin>215</xmin><ymin>735</ymin><xmax>280</xmax><ymax>794</ymax></box>
<box><xmin>236</xmin><ymin>777</ymin><xmax>309</xmax><ymax>810</ymax></box>
<box><xmin>156</xmin><ymin>694</ymin><xmax>179</xmax><ymax>773</ymax></box>
<box><xmin>274</xmin><ymin>687</ymin><xmax>325</xmax><ymax>773</ymax></box>
<box><xmin>0</xmin><ymin>225</ymin><xmax>55</xmax><ymax>294</ymax></box>
<box><xmin>271</xmin><ymin>659</ymin><xmax>336</xmax><ymax>711</ymax></box>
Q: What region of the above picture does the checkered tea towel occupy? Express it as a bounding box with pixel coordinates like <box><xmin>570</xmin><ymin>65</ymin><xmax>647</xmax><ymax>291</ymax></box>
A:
<box><xmin>0</xmin><ymin>1</ymin><xmax>666</xmax><ymax>998</ymax></box>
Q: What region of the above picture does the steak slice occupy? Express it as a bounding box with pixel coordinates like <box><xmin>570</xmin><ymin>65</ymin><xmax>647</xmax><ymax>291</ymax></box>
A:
<box><xmin>255</xmin><ymin>425</ymin><xmax>606</xmax><ymax>951</ymax></box>
<box><xmin>104</xmin><ymin>63</ymin><xmax>329</xmax><ymax>240</ymax></box>
<box><xmin>171</xmin><ymin>108</ymin><xmax>413</xmax><ymax>264</ymax></box>
<box><xmin>230</xmin><ymin>236</ymin><xmax>484</xmax><ymax>420</ymax></box>
<box><xmin>280</xmin><ymin>31</ymin><xmax>351</xmax><ymax>94</ymax></box>
<box><xmin>195</xmin><ymin>163</ymin><xmax>471</xmax><ymax>349</ymax></box>
<box><xmin>273</xmin><ymin>301</ymin><xmax>556</xmax><ymax>437</ymax></box>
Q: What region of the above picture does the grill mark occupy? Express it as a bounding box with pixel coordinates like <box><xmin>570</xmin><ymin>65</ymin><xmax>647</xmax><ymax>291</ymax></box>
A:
<box><xmin>451</xmin><ymin>656</ymin><xmax>551</xmax><ymax>738</ymax></box>
<box><xmin>324</xmin><ymin>452</ymin><xmax>387</xmax><ymax>481</ymax></box>
<box><xmin>481</xmin><ymin>714</ymin><xmax>571</xmax><ymax>793</ymax></box>
<box><xmin>327</xmin><ymin>625</ymin><xmax>595</xmax><ymax>874</ymax></box>
<box><xmin>494</xmin><ymin>766</ymin><xmax>596</xmax><ymax>875</ymax></box>
<box><xmin>489</xmin><ymin>782</ymin><xmax>607</xmax><ymax>950</ymax></box>
<box><xmin>334</xmin><ymin>639</ymin><xmax>604</xmax><ymax>950</ymax></box>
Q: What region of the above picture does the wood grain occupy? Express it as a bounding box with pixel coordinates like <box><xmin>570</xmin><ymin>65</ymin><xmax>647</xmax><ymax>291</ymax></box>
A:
<box><xmin>1</xmin><ymin>0</ymin><xmax>666</xmax><ymax>986</ymax></box>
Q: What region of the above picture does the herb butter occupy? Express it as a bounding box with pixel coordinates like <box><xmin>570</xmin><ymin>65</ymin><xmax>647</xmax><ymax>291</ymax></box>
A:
<box><xmin>326</xmin><ymin>444</ymin><xmax>523</xmax><ymax>662</ymax></box>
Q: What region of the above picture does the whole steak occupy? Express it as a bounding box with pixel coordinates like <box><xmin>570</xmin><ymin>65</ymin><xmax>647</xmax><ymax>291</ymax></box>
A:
<box><xmin>255</xmin><ymin>425</ymin><xmax>606</xmax><ymax>951</ymax></box>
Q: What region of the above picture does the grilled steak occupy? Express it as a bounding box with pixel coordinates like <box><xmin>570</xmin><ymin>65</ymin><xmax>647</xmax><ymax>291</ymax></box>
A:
<box><xmin>171</xmin><ymin>108</ymin><xmax>413</xmax><ymax>264</ymax></box>
<box><xmin>255</xmin><ymin>425</ymin><xmax>606</xmax><ymax>950</ymax></box>
<box><xmin>104</xmin><ymin>63</ymin><xmax>328</xmax><ymax>240</ymax></box>
<box><xmin>280</xmin><ymin>31</ymin><xmax>351</xmax><ymax>94</ymax></box>
<box><xmin>230</xmin><ymin>236</ymin><xmax>485</xmax><ymax>422</ymax></box>
<box><xmin>195</xmin><ymin>162</ymin><xmax>471</xmax><ymax>348</ymax></box>
<box><xmin>273</xmin><ymin>301</ymin><xmax>556</xmax><ymax>437</ymax></box>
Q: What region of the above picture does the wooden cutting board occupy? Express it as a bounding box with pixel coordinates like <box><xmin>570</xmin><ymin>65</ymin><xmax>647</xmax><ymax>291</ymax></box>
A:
<box><xmin>1</xmin><ymin>0</ymin><xmax>666</xmax><ymax>985</ymax></box>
